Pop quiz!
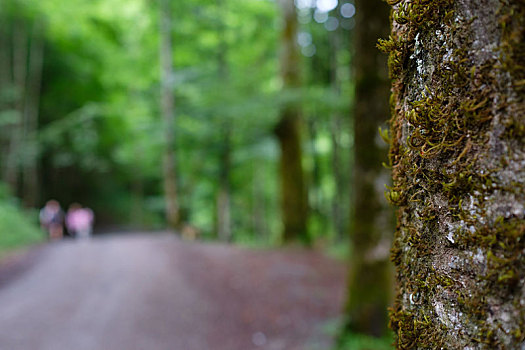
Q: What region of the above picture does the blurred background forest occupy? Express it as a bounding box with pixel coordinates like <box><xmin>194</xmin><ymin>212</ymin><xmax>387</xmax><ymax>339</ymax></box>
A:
<box><xmin>0</xmin><ymin>0</ymin><xmax>397</xmax><ymax>347</ymax></box>
<box><xmin>0</xmin><ymin>0</ymin><xmax>360</xmax><ymax>246</ymax></box>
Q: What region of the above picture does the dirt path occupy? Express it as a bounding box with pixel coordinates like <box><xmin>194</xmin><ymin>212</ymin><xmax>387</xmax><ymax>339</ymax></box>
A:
<box><xmin>0</xmin><ymin>234</ymin><xmax>347</xmax><ymax>350</ymax></box>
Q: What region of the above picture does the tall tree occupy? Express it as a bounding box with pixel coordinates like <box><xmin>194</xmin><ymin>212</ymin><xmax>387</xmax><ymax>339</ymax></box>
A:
<box><xmin>215</xmin><ymin>0</ymin><xmax>232</xmax><ymax>242</ymax></box>
<box><xmin>275</xmin><ymin>0</ymin><xmax>309</xmax><ymax>244</ymax></box>
<box><xmin>159</xmin><ymin>0</ymin><xmax>180</xmax><ymax>228</ymax></box>
<box><xmin>379</xmin><ymin>0</ymin><xmax>525</xmax><ymax>348</ymax></box>
<box><xmin>3</xmin><ymin>17</ymin><xmax>28</xmax><ymax>193</ymax></box>
<box><xmin>343</xmin><ymin>0</ymin><xmax>392</xmax><ymax>337</ymax></box>
<box><xmin>329</xmin><ymin>2</ymin><xmax>347</xmax><ymax>242</ymax></box>
<box><xmin>22</xmin><ymin>20</ymin><xmax>44</xmax><ymax>207</ymax></box>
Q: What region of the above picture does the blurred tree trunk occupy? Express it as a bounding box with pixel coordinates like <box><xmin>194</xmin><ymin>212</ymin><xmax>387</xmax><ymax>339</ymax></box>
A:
<box><xmin>275</xmin><ymin>0</ymin><xmax>309</xmax><ymax>244</ymax></box>
<box><xmin>343</xmin><ymin>0</ymin><xmax>392</xmax><ymax>338</ymax></box>
<box><xmin>215</xmin><ymin>0</ymin><xmax>232</xmax><ymax>242</ymax></box>
<box><xmin>382</xmin><ymin>0</ymin><xmax>525</xmax><ymax>348</ymax></box>
<box><xmin>252</xmin><ymin>163</ymin><xmax>267</xmax><ymax>240</ymax></box>
<box><xmin>159</xmin><ymin>0</ymin><xmax>180</xmax><ymax>229</ymax></box>
<box><xmin>329</xmin><ymin>9</ymin><xmax>345</xmax><ymax>242</ymax></box>
<box><xmin>330</xmin><ymin>115</ymin><xmax>345</xmax><ymax>241</ymax></box>
<box><xmin>307</xmin><ymin>117</ymin><xmax>322</xmax><ymax>219</ymax></box>
<box><xmin>4</xmin><ymin>20</ymin><xmax>27</xmax><ymax>194</ymax></box>
<box><xmin>0</xmin><ymin>21</ymin><xmax>10</xmax><ymax>180</ymax></box>
<box><xmin>217</xmin><ymin>127</ymin><xmax>232</xmax><ymax>241</ymax></box>
<box><xmin>22</xmin><ymin>21</ymin><xmax>44</xmax><ymax>207</ymax></box>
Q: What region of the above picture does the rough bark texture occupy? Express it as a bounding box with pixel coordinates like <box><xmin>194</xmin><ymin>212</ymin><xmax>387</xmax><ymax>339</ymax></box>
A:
<box><xmin>379</xmin><ymin>0</ymin><xmax>525</xmax><ymax>348</ymax></box>
<box><xmin>344</xmin><ymin>0</ymin><xmax>392</xmax><ymax>337</ymax></box>
<box><xmin>275</xmin><ymin>0</ymin><xmax>309</xmax><ymax>244</ymax></box>
<box><xmin>159</xmin><ymin>0</ymin><xmax>180</xmax><ymax>229</ymax></box>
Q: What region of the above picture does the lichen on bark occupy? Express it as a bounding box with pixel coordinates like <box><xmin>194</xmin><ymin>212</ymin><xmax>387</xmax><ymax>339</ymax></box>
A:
<box><xmin>379</xmin><ymin>0</ymin><xmax>525</xmax><ymax>348</ymax></box>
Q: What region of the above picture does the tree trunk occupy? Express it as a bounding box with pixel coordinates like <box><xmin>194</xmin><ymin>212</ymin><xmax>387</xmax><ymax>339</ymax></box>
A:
<box><xmin>159</xmin><ymin>0</ymin><xmax>180</xmax><ymax>229</ymax></box>
<box><xmin>307</xmin><ymin>117</ymin><xmax>322</xmax><ymax>217</ymax></box>
<box><xmin>330</xmin><ymin>115</ymin><xmax>345</xmax><ymax>241</ymax></box>
<box><xmin>344</xmin><ymin>0</ymin><xmax>392</xmax><ymax>337</ymax></box>
<box><xmin>215</xmin><ymin>0</ymin><xmax>232</xmax><ymax>242</ymax></box>
<box><xmin>380</xmin><ymin>0</ymin><xmax>525</xmax><ymax>348</ymax></box>
<box><xmin>252</xmin><ymin>163</ymin><xmax>267</xmax><ymax>241</ymax></box>
<box><xmin>4</xmin><ymin>20</ymin><xmax>27</xmax><ymax>194</ymax></box>
<box><xmin>217</xmin><ymin>127</ymin><xmax>232</xmax><ymax>242</ymax></box>
<box><xmin>329</xmin><ymin>13</ymin><xmax>346</xmax><ymax>242</ymax></box>
<box><xmin>0</xmin><ymin>20</ymin><xmax>10</xmax><ymax>178</ymax></box>
<box><xmin>275</xmin><ymin>0</ymin><xmax>309</xmax><ymax>244</ymax></box>
<box><xmin>22</xmin><ymin>21</ymin><xmax>44</xmax><ymax>207</ymax></box>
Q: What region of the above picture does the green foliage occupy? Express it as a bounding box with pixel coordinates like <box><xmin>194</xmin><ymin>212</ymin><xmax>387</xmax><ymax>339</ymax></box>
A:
<box><xmin>0</xmin><ymin>200</ymin><xmax>44</xmax><ymax>256</ymax></box>
<box><xmin>337</xmin><ymin>331</ymin><xmax>393</xmax><ymax>350</ymax></box>
<box><xmin>0</xmin><ymin>0</ymin><xmax>356</xmax><ymax>245</ymax></box>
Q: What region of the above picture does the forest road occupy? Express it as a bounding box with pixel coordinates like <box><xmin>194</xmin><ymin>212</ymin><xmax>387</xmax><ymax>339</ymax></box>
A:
<box><xmin>0</xmin><ymin>234</ymin><xmax>347</xmax><ymax>350</ymax></box>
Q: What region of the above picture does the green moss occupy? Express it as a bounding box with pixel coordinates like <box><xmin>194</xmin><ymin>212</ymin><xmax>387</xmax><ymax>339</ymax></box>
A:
<box><xmin>381</xmin><ymin>0</ymin><xmax>525</xmax><ymax>348</ymax></box>
<box><xmin>389</xmin><ymin>308</ymin><xmax>445</xmax><ymax>349</ymax></box>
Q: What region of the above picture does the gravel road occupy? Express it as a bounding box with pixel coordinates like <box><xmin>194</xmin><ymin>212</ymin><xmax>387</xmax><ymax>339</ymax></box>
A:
<box><xmin>0</xmin><ymin>234</ymin><xmax>347</xmax><ymax>350</ymax></box>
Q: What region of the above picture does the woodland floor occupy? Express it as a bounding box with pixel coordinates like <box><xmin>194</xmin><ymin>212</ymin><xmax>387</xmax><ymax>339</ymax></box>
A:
<box><xmin>0</xmin><ymin>233</ymin><xmax>347</xmax><ymax>350</ymax></box>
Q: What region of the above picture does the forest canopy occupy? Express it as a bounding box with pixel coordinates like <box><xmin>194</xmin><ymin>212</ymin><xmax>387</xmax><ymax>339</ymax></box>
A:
<box><xmin>0</xmin><ymin>0</ymin><xmax>355</xmax><ymax>243</ymax></box>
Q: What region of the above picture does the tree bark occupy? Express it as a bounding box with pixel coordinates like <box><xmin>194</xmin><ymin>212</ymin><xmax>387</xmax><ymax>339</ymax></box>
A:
<box><xmin>380</xmin><ymin>0</ymin><xmax>525</xmax><ymax>348</ymax></box>
<box><xmin>344</xmin><ymin>0</ymin><xmax>392</xmax><ymax>338</ymax></box>
<box><xmin>159</xmin><ymin>0</ymin><xmax>180</xmax><ymax>229</ymax></box>
<box><xmin>275</xmin><ymin>0</ymin><xmax>309</xmax><ymax>244</ymax></box>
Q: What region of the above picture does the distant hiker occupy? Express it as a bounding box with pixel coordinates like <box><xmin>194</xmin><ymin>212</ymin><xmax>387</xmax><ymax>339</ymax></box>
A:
<box><xmin>66</xmin><ymin>204</ymin><xmax>95</xmax><ymax>239</ymax></box>
<box><xmin>39</xmin><ymin>200</ymin><xmax>64</xmax><ymax>240</ymax></box>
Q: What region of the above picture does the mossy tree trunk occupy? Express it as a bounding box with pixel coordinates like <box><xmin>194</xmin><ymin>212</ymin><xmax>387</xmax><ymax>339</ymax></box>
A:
<box><xmin>380</xmin><ymin>0</ymin><xmax>525</xmax><ymax>348</ymax></box>
<box><xmin>159</xmin><ymin>0</ymin><xmax>180</xmax><ymax>229</ymax></box>
<box><xmin>343</xmin><ymin>0</ymin><xmax>392</xmax><ymax>338</ymax></box>
<box><xmin>275</xmin><ymin>0</ymin><xmax>309</xmax><ymax>244</ymax></box>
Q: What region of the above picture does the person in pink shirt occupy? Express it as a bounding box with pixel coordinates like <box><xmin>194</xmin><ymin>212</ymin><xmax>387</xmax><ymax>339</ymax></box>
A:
<box><xmin>66</xmin><ymin>203</ymin><xmax>95</xmax><ymax>239</ymax></box>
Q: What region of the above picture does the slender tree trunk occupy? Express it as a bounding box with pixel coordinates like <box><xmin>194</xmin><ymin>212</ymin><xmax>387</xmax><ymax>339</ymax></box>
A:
<box><xmin>159</xmin><ymin>0</ymin><xmax>180</xmax><ymax>229</ymax></box>
<box><xmin>0</xmin><ymin>21</ymin><xmax>10</xmax><ymax>178</ymax></box>
<box><xmin>215</xmin><ymin>0</ymin><xmax>232</xmax><ymax>242</ymax></box>
<box><xmin>380</xmin><ymin>0</ymin><xmax>525</xmax><ymax>348</ymax></box>
<box><xmin>330</xmin><ymin>115</ymin><xmax>345</xmax><ymax>241</ymax></box>
<box><xmin>4</xmin><ymin>20</ymin><xmax>27</xmax><ymax>194</ymax></box>
<box><xmin>307</xmin><ymin>117</ymin><xmax>322</xmax><ymax>216</ymax></box>
<box><xmin>252</xmin><ymin>163</ymin><xmax>267</xmax><ymax>241</ymax></box>
<box><xmin>275</xmin><ymin>0</ymin><xmax>309</xmax><ymax>244</ymax></box>
<box><xmin>343</xmin><ymin>0</ymin><xmax>392</xmax><ymax>337</ymax></box>
<box><xmin>131</xmin><ymin>173</ymin><xmax>144</xmax><ymax>227</ymax></box>
<box><xmin>22</xmin><ymin>21</ymin><xmax>44</xmax><ymax>207</ymax></box>
<box><xmin>217</xmin><ymin>127</ymin><xmax>232</xmax><ymax>241</ymax></box>
<box><xmin>329</xmin><ymin>14</ymin><xmax>345</xmax><ymax>242</ymax></box>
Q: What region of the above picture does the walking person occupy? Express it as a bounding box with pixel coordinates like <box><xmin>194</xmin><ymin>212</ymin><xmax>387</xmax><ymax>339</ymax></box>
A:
<box><xmin>39</xmin><ymin>200</ymin><xmax>64</xmax><ymax>240</ymax></box>
<box><xmin>66</xmin><ymin>203</ymin><xmax>95</xmax><ymax>240</ymax></box>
